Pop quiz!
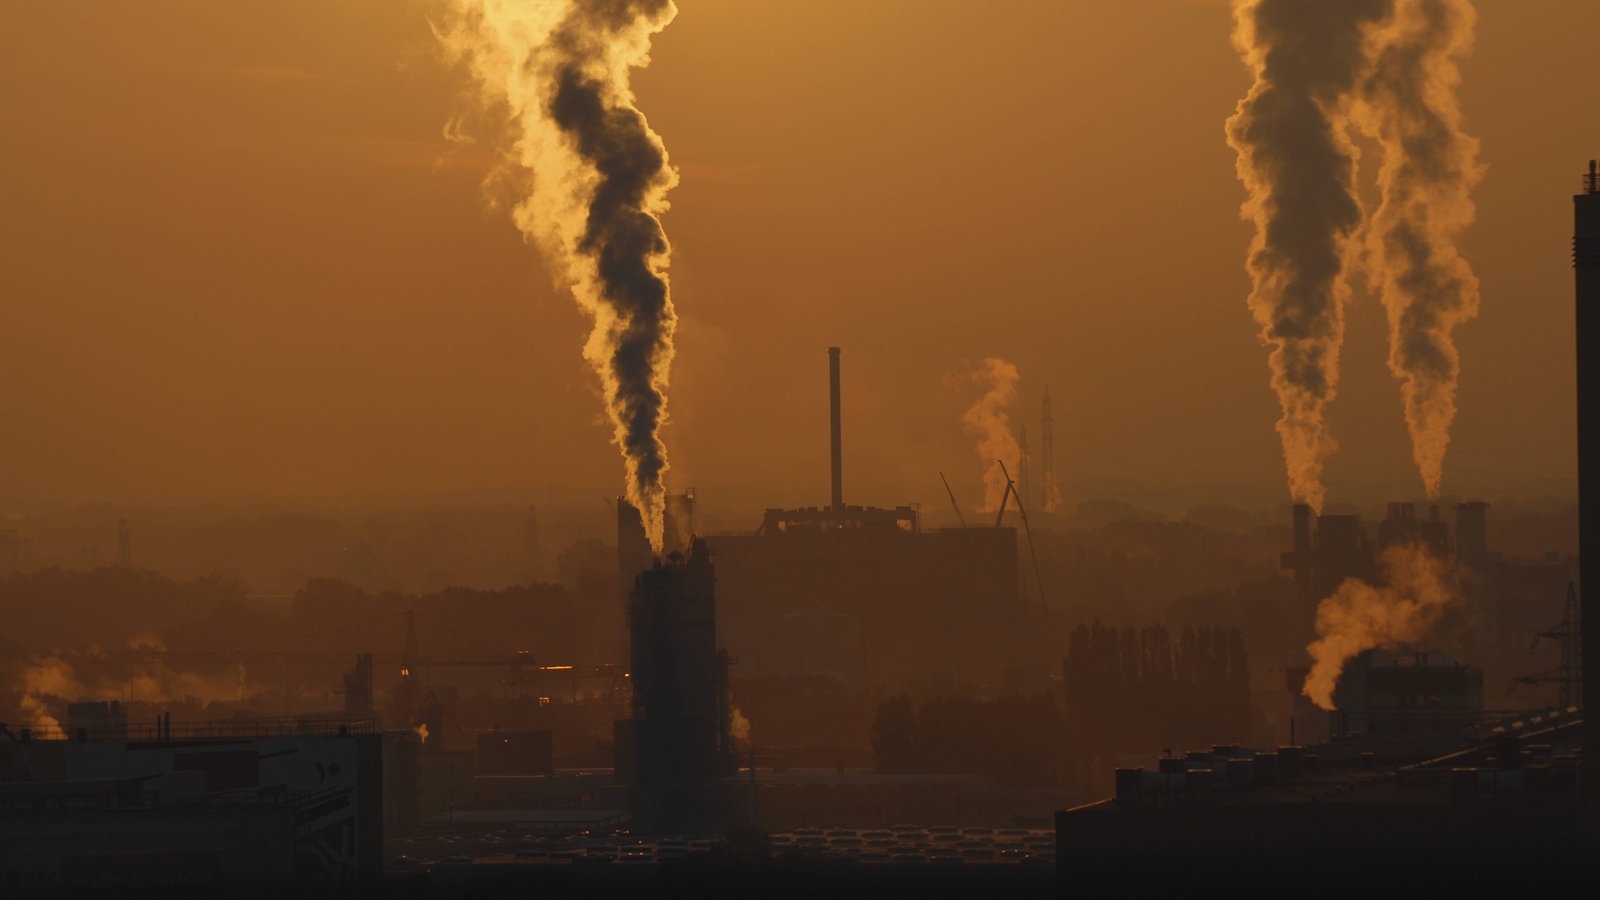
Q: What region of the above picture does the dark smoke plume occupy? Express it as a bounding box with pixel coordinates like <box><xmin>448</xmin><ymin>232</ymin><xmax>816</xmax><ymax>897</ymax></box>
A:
<box><xmin>1356</xmin><ymin>0</ymin><xmax>1482</xmax><ymax>500</ymax></box>
<box><xmin>1225</xmin><ymin>0</ymin><xmax>1394</xmax><ymax>513</ymax></box>
<box><xmin>442</xmin><ymin>1</ymin><xmax>680</xmax><ymax>548</ymax></box>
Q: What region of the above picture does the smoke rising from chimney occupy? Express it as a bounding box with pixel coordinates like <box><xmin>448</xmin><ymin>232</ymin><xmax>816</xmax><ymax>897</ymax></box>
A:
<box><xmin>1225</xmin><ymin>0</ymin><xmax>1394</xmax><ymax>513</ymax></box>
<box><xmin>960</xmin><ymin>358</ymin><xmax>1022</xmax><ymax>513</ymax></box>
<box><xmin>1355</xmin><ymin>0</ymin><xmax>1482</xmax><ymax>500</ymax></box>
<box><xmin>1302</xmin><ymin>542</ymin><xmax>1462</xmax><ymax>710</ymax></box>
<box><xmin>440</xmin><ymin>0</ymin><xmax>680</xmax><ymax>549</ymax></box>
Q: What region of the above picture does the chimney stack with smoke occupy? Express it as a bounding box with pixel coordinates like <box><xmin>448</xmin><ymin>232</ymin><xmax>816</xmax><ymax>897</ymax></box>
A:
<box><xmin>1356</xmin><ymin>0</ymin><xmax>1483</xmax><ymax>501</ymax></box>
<box><xmin>439</xmin><ymin>0</ymin><xmax>682</xmax><ymax>551</ymax></box>
<box><xmin>1225</xmin><ymin>0</ymin><xmax>1394</xmax><ymax>513</ymax></box>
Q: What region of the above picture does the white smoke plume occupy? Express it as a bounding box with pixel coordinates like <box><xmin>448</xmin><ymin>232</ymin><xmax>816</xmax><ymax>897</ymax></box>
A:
<box><xmin>15</xmin><ymin>650</ymin><xmax>246</xmax><ymax>733</ymax></box>
<box><xmin>1225</xmin><ymin>0</ymin><xmax>1394</xmax><ymax>513</ymax></box>
<box><xmin>1356</xmin><ymin>0</ymin><xmax>1482</xmax><ymax>500</ymax></box>
<box><xmin>1302</xmin><ymin>542</ymin><xmax>1463</xmax><ymax>710</ymax></box>
<box><xmin>439</xmin><ymin>0</ymin><xmax>680</xmax><ymax>549</ymax></box>
<box><xmin>960</xmin><ymin>358</ymin><xmax>1022</xmax><ymax>513</ymax></box>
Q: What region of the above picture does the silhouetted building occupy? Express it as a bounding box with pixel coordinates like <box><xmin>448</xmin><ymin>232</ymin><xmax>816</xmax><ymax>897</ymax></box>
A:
<box><xmin>0</xmin><ymin>724</ymin><xmax>383</xmax><ymax>890</ymax></box>
<box><xmin>626</xmin><ymin>538</ymin><xmax>733</xmax><ymax>832</ymax></box>
<box><xmin>1280</xmin><ymin>504</ymin><xmax>1378</xmax><ymax>609</ymax></box>
<box><xmin>1329</xmin><ymin>649</ymin><xmax>1483</xmax><ymax>738</ymax></box>
<box><xmin>65</xmin><ymin>701</ymin><xmax>128</xmax><ymax>742</ymax></box>
<box><xmin>707</xmin><ymin>348</ymin><xmax>1022</xmax><ymax>697</ymax></box>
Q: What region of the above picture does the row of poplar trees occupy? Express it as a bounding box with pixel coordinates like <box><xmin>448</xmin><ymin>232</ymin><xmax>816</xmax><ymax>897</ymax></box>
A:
<box><xmin>1061</xmin><ymin>622</ymin><xmax>1251</xmax><ymax>759</ymax></box>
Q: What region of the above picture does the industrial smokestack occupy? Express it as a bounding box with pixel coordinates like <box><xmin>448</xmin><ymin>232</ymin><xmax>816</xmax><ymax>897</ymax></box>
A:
<box><xmin>830</xmin><ymin>347</ymin><xmax>843</xmax><ymax>513</ymax></box>
<box><xmin>1292</xmin><ymin>503</ymin><xmax>1312</xmax><ymax>603</ymax></box>
<box><xmin>1574</xmin><ymin>158</ymin><xmax>1600</xmax><ymax>830</ymax></box>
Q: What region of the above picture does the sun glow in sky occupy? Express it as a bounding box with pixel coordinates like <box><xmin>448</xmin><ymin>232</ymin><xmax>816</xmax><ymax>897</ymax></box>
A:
<box><xmin>1</xmin><ymin>1</ymin><xmax>1595</xmax><ymax>519</ymax></box>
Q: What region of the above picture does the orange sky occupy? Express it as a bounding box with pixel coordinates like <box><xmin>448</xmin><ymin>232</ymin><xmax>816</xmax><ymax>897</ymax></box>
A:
<box><xmin>1</xmin><ymin>0</ymin><xmax>1595</xmax><ymax>519</ymax></box>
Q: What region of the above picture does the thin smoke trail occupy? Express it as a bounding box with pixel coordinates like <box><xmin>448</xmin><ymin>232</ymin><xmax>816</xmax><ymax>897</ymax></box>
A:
<box><xmin>1357</xmin><ymin>0</ymin><xmax>1482</xmax><ymax>500</ymax></box>
<box><xmin>440</xmin><ymin>0</ymin><xmax>680</xmax><ymax>548</ymax></box>
<box><xmin>1225</xmin><ymin>0</ymin><xmax>1394</xmax><ymax>513</ymax></box>
<box><xmin>961</xmin><ymin>358</ymin><xmax>1022</xmax><ymax>513</ymax></box>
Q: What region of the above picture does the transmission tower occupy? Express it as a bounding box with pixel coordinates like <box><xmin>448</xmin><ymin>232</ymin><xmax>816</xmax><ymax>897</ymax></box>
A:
<box><xmin>1041</xmin><ymin>388</ymin><xmax>1058</xmax><ymax>513</ymax></box>
<box><xmin>1515</xmin><ymin>582</ymin><xmax>1582</xmax><ymax>709</ymax></box>
<box><xmin>115</xmin><ymin>519</ymin><xmax>132</xmax><ymax>569</ymax></box>
<box><xmin>1018</xmin><ymin>424</ymin><xmax>1031</xmax><ymax>516</ymax></box>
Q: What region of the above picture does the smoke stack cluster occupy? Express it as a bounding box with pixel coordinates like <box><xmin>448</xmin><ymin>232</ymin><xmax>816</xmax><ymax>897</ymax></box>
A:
<box><xmin>1227</xmin><ymin>0</ymin><xmax>1483</xmax><ymax>508</ymax></box>
<box><xmin>1302</xmin><ymin>543</ymin><xmax>1462</xmax><ymax>710</ymax></box>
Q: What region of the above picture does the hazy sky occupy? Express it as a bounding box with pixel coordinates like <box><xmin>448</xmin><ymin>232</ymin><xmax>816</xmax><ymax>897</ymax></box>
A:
<box><xmin>2</xmin><ymin>1</ymin><xmax>1595</xmax><ymax>517</ymax></box>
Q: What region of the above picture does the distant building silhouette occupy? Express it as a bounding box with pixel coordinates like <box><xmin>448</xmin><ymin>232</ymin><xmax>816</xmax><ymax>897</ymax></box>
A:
<box><xmin>626</xmin><ymin>537</ymin><xmax>733</xmax><ymax>832</ymax></box>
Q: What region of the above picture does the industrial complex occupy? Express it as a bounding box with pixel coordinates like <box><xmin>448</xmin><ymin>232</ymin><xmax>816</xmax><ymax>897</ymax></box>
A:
<box><xmin>0</xmin><ymin>166</ymin><xmax>1595</xmax><ymax>895</ymax></box>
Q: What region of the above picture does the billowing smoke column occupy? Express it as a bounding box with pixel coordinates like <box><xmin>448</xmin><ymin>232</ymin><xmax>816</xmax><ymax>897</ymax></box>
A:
<box><xmin>1302</xmin><ymin>543</ymin><xmax>1462</xmax><ymax>710</ymax></box>
<box><xmin>1225</xmin><ymin>0</ymin><xmax>1393</xmax><ymax>513</ymax></box>
<box><xmin>961</xmin><ymin>358</ymin><xmax>1022</xmax><ymax>513</ymax></box>
<box><xmin>1356</xmin><ymin>0</ymin><xmax>1482</xmax><ymax>500</ymax></box>
<box><xmin>441</xmin><ymin>0</ymin><xmax>680</xmax><ymax>548</ymax></box>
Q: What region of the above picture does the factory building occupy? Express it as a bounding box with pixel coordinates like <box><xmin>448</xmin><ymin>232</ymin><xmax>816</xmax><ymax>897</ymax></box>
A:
<box><xmin>0</xmin><ymin>723</ymin><xmax>383</xmax><ymax>891</ymax></box>
<box><xmin>1056</xmin><ymin>715</ymin><xmax>1583</xmax><ymax>891</ymax></box>
<box><xmin>1279</xmin><ymin>498</ymin><xmax>1574</xmax><ymax>720</ymax></box>
<box><xmin>703</xmin><ymin>348</ymin><xmax>1024</xmax><ymax>697</ymax></box>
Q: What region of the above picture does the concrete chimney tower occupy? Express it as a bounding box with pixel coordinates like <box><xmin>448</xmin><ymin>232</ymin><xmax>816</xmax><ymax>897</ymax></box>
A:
<box><xmin>1574</xmin><ymin>159</ymin><xmax>1600</xmax><ymax>829</ymax></box>
<box><xmin>829</xmin><ymin>347</ymin><xmax>843</xmax><ymax>513</ymax></box>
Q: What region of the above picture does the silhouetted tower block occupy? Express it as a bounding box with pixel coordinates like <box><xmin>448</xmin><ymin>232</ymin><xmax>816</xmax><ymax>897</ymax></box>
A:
<box><xmin>1573</xmin><ymin>159</ymin><xmax>1600</xmax><ymax>828</ymax></box>
<box><xmin>1455</xmin><ymin>501</ymin><xmax>1490</xmax><ymax>571</ymax></box>
<box><xmin>115</xmin><ymin>519</ymin><xmax>132</xmax><ymax>569</ymax></box>
<box><xmin>829</xmin><ymin>346</ymin><xmax>844</xmax><ymax>513</ymax></box>
<box><xmin>629</xmin><ymin>538</ymin><xmax>729</xmax><ymax>791</ymax></box>
<box><xmin>616</xmin><ymin>499</ymin><xmax>653</xmax><ymax>587</ymax></box>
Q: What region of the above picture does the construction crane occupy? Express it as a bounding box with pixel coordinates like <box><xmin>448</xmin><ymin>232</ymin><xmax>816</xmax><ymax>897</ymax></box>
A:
<box><xmin>997</xmin><ymin>460</ymin><xmax>1047</xmax><ymax>607</ymax></box>
<box><xmin>938</xmin><ymin>472</ymin><xmax>968</xmax><ymax>527</ymax></box>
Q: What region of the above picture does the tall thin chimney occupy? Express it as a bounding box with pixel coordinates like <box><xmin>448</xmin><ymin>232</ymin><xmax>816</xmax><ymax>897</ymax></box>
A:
<box><xmin>1291</xmin><ymin>503</ymin><xmax>1312</xmax><ymax>603</ymax></box>
<box><xmin>829</xmin><ymin>347</ymin><xmax>843</xmax><ymax>513</ymax></box>
<box><xmin>1573</xmin><ymin>160</ymin><xmax>1600</xmax><ymax>831</ymax></box>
